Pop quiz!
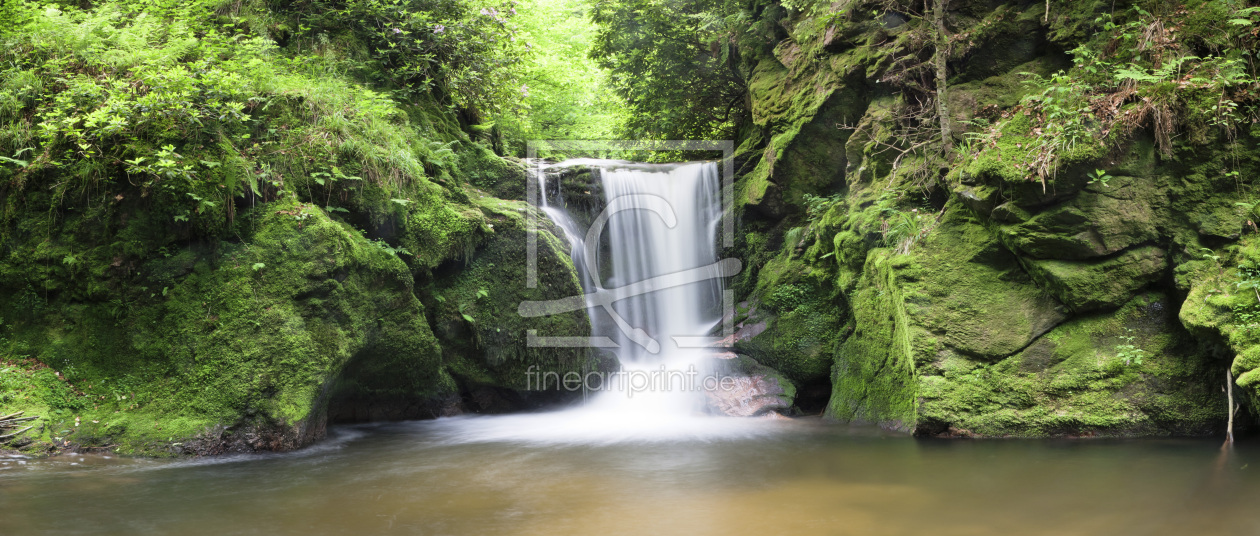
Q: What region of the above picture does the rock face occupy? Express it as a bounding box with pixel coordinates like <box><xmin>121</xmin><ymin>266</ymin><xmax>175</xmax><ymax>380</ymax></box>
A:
<box><xmin>724</xmin><ymin>1</ymin><xmax>1253</xmax><ymax>436</ymax></box>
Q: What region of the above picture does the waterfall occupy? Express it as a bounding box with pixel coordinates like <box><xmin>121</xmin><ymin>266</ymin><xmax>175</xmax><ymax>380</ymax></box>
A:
<box><xmin>441</xmin><ymin>159</ymin><xmax>772</xmax><ymax>444</ymax></box>
<box><xmin>593</xmin><ymin>162</ymin><xmax>725</xmax><ymax>362</ymax></box>
<box><xmin>546</xmin><ymin>160</ymin><xmax>729</xmax><ymax>414</ymax></box>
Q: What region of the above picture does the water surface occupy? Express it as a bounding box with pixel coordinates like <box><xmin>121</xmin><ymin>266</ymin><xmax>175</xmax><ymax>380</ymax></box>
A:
<box><xmin>2</xmin><ymin>417</ymin><xmax>1257</xmax><ymax>535</ymax></box>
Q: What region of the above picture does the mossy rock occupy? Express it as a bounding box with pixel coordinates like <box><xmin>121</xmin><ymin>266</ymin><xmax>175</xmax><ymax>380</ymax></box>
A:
<box><xmin>948</xmin><ymin>3</ymin><xmax>1049</xmax><ymax>84</ymax></box>
<box><xmin>917</xmin><ymin>293</ymin><xmax>1225</xmax><ymax>437</ymax></box>
<box><xmin>737</xmin><ymin>275</ymin><xmax>845</xmax><ymax>388</ymax></box>
<box><xmin>996</xmin><ymin>176</ymin><xmax>1162</xmax><ymax>260</ymax></box>
<box><xmin>910</xmin><ymin>203</ymin><xmax>1067</xmax><ymax>359</ymax></box>
<box><xmin>1</xmin><ymin>201</ymin><xmax>449</xmax><ymax>455</ymax></box>
<box><xmin>427</xmin><ymin>195</ymin><xmax>610</xmax><ymax>403</ymax></box>
<box><xmin>1179</xmin><ymin>236</ymin><xmax>1260</xmax><ymax>411</ymax></box>
<box><xmin>732</xmin><ymin>0</ymin><xmax>1258</xmax><ymax>438</ymax></box>
<box><xmin>460</xmin><ymin>147</ymin><xmax>531</xmax><ymax>201</ymax></box>
<box><xmin>1025</xmin><ymin>246</ymin><xmax>1167</xmax><ymax>313</ymax></box>
<box><xmin>825</xmin><ymin>249</ymin><xmax>920</xmax><ymax>432</ymax></box>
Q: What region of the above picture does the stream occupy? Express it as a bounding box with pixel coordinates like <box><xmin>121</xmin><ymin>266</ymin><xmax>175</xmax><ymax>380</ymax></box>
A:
<box><xmin>2</xmin><ymin>417</ymin><xmax>1257</xmax><ymax>535</ymax></box>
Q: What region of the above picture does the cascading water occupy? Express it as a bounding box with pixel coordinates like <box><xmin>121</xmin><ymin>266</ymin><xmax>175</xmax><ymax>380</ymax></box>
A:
<box><xmin>435</xmin><ymin>159</ymin><xmax>778</xmax><ymax>445</ymax></box>
<box><xmin>547</xmin><ymin>160</ymin><xmax>729</xmax><ymax>411</ymax></box>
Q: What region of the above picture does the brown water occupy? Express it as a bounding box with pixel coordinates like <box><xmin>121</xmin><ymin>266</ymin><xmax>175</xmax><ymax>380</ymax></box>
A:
<box><xmin>1</xmin><ymin>417</ymin><xmax>1257</xmax><ymax>535</ymax></box>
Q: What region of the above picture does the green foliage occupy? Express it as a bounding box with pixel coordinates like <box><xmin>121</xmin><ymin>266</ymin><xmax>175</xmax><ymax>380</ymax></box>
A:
<box><xmin>277</xmin><ymin>0</ymin><xmax>527</xmax><ymax>117</ymax></box>
<box><xmin>0</xmin><ymin>0</ymin><xmax>507</xmax><ymax>285</ymax></box>
<box><xmin>1236</xmin><ymin>259</ymin><xmax>1260</xmax><ymax>303</ymax></box>
<box><xmin>589</xmin><ymin>0</ymin><xmax>748</xmax><ymax>140</ymax></box>
<box><xmin>496</xmin><ymin>0</ymin><xmax>626</xmax><ymax>150</ymax></box>
<box><xmin>968</xmin><ymin>2</ymin><xmax>1260</xmax><ymax>184</ymax></box>
<box><xmin>0</xmin><ymin>366</ymin><xmax>20</xmax><ymax>405</ymax></box>
<box><xmin>880</xmin><ymin>207</ymin><xmax>930</xmax><ymax>254</ymax></box>
<box><xmin>1114</xmin><ymin>328</ymin><xmax>1145</xmax><ymax>366</ymax></box>
<box><xmin>1238</xmin><ymin>198</ymin><xmax>1260</xmax><ymax>227</ymax></box>
<box><xmin>1232</xmin><ymin>303</ymin><xmax>1260</xmax><ymax>332</ymax></box>
<box><xmin>1087</xmin><ymin>168</ymin><xmax>1113</xmax><ymax>187</ymax></box>
<box><xmin>1002</xmin><ymin>68</ymin><xmax>1099</xmax><ymax>185</ymax></box>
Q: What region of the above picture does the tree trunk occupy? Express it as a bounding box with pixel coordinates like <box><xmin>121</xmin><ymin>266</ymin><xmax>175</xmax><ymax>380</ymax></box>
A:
<box><xmin>934</xmin><ymin>0</ymin><xmax>953</xmax><ymax>153</ymax></box>
<box><xmin>1227</xmin><ymin>369</ymin><xmax>1236</xmax><ymax>444</ymax></box>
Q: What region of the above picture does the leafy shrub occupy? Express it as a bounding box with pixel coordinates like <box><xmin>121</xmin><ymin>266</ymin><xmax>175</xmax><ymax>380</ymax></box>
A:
<box><xmin>276</xmin><ymin>0</ymin><xmax>527</xmax><ymax>117</ymax></box>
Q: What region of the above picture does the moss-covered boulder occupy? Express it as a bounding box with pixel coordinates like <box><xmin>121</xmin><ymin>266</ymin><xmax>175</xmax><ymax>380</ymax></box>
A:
<box><xmin>426</xmin><ymin>194</ymin><xmax>610</xmax><ymax>408</ymax></box>
<box><xmin>736</xmin><ymin>255</ymin><xmax>846</xmax><ymax>389</ymax></box>
<box><xmin>1179</xmin><ymin>236</ymin><xmax>1260</xmax><ymax>411</ymax></box>
<box><xmin>997</xmin><ymin>177</ymin><xmax>1162</xmax><ymax>260</ymax></box>
<box><xmin>918</xmin><ymin>293</ymin><xmax>1223</xmax><ymax>437</ymax></box>
<box><xmin>2</xmin><ymin>202</ymin><xmax>451</xmax><ymax>455</ymax></box>
<box><xmin>826</xmin><ymin>250</ymin><xmax>921</xmax><ymax>431</ymax></box>
<box><xmin>1026</xmin><ymin>246</ymin><xmax>1167</xmax><ymax>313</ymax></box>
<box><xmin>910</xmin><ymin>205</ymin><xmax>1068</xmax><ymax>359</ymax></box>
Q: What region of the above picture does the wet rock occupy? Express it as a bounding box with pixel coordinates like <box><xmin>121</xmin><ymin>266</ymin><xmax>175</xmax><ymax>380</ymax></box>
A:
<box><xmin>703</xmin><ymin>354</ymin><xmax>797</xmax><ymax>417</ymax></box>
<box><xmin>735</xmin><ymin>320</ymin><xmax>768</xmax><ymax>341</ymax></box>
<box><xmin>955</xmin><ymin>184</ymin><xmax>1000</xmax><ymax>214</ymax></box>
<box><xmin>704</xmin><ymin>375</ymin><xmax>793</xmax><ymax>417</ymax></box>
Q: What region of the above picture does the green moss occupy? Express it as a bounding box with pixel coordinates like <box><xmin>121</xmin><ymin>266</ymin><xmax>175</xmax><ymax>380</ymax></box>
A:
<box><xmin>734</xmin><ymin>225</ymin><xmax>850</xmax><ymax>389</ymax></box>
<box><xmin>911</xmin><ymin>203</ymin><xmax>1066</xmax><ymax>359</ymax></box>
<box><xmin>917</xmin><ymin>293</ymin><xmax>1223</xmax><ymax>437</ymax></box>
<box><xmin>1180</xmin><ymin>236</ymin><xmax>1260</xmax><ymax>410</ymax></box>
<box><xmin>960</xmin><ymin>113</ymin><xmax>1037</xmax><ymax>184</ymax></box>
<box><xmin>1025</xmin><ymin>246</ymin><xmax>1167</xmax><ymax>312</ymax></box>
<box><xmin>1</xmin><ymin>202</ymin><xmax>446</xmax><ymax>455</ymax></box>
<box><xmin>825</xmin><ymin>249</ymin><xmax>918</xmax><ymax>431</ymax></box>
<box><xmin>996</xmin><ymin>175</ymin><xmax>1162</xmax><ymax>260</ymax></box>
<box><xmin>427</xmin><ymin>194</ymin><xmax>608</xmax><ymax>394</ymax></box>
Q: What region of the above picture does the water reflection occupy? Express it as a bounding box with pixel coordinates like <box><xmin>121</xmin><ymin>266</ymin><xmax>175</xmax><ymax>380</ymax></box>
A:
<box><xmin>1</xmin><ymin>418</ymin><xmax>1256</xmax><ymax>535</ymax></box>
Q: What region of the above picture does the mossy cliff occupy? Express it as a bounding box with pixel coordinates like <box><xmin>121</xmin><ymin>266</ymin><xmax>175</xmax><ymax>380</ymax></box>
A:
<box><xmin>0</xmin><ymin>2</ymin><xmax>598</xmax><ymax>455</ymax></box>
<box><xmin>727</xmin><ymin>0</ymin><xmax>1258</xmax><ymax>436</ymax></box>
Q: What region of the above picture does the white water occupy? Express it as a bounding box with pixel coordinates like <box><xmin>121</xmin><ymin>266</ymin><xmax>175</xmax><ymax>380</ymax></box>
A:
<box><xmin>439</xmin><ymin>159</ymin><xmax>773</xmax><ymax>445</ymax></box>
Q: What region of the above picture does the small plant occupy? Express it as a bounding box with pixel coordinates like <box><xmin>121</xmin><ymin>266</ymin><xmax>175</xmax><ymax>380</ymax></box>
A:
<box><xmin>1236</xmin><ymin>197</ymin><xmax>1259</xmax><ymax>232</ymax></box>
<box><xmin>764</xmin><ymin>283</ymin><xmax>809</xmax><ymax>313</ymax></box>
<box><xmin>1086</xmin><ymin>169</ymin><xmax>1112</xmax><ymax>188</ymax></box>
<box><xmin>0</xmin><ymin>365</ymin><xmax>21</xmax><ymax>404</ymax></box>
<box><xmin>957</xmin><ymin>117</ymin><xmax>994</xmax><ymax>154</ymax></box>
<box><xmin>1114</xmin><ymin>329</ymin><xmax>1145</xmax><ymax>366</ymax></box>
<box><xmin>1232</xmin><ymin>304</ymin><xmax>1260</xmax><ymax>332</ymax></box>
<box><xmin>1236</xmin><ymin>262</ymin><xmax>1260</xmax><ymax>304</ymax></box>
<box><xmin>370</xmin><ymin>239</ymin><xmax>413</xmax><ymax>258</ymax></box>
<box><xmin>881</xmin><ymin>208</ymin><xmax>929</xmax><ymax>254</ymax></box>
<box><xmin>1200</xmin><ymin>248</ymin><xmax>1225</xmax><ymax>277</ymax></box>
